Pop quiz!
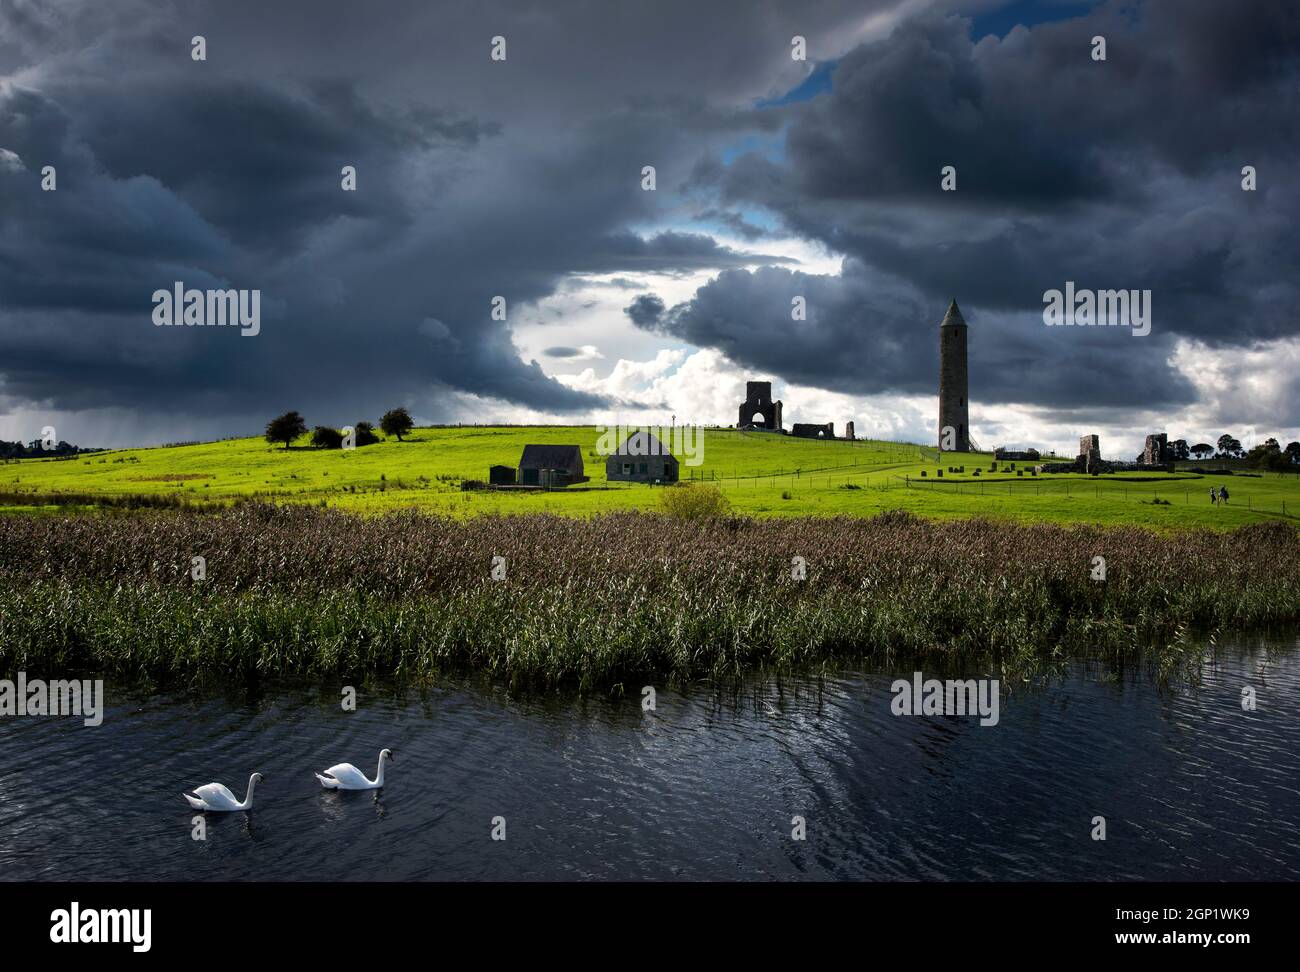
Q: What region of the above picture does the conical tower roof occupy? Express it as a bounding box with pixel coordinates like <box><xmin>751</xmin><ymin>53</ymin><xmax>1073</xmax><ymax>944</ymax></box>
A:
<box><xmin>939</xmin><ymin>299</ymin><xmax>966</xmax><ymax>327</ymax></box>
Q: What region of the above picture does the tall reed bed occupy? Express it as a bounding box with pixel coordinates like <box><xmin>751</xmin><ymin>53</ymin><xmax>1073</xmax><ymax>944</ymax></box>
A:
<box><xmin>0</xmin><ymin>506</ymin><xmax>1295</xmax><ymax>689</ymax></box>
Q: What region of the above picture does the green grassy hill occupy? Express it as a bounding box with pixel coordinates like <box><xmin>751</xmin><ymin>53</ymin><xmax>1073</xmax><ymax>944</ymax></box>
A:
<box><xmin>3</xmin><ymin>425</ymin><xmax>1297</xmax><ymax>528</ymax></box>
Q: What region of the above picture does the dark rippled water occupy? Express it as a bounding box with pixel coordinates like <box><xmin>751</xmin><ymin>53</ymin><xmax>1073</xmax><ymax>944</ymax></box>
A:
<box><xmin>2</xmin><ymin>638</ymin><xmax>1298</xmax><ymax>880</ymax></box>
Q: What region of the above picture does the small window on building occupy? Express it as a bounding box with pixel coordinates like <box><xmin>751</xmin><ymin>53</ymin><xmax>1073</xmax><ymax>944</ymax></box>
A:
<box><xmin>622</xmin><ymin>463</ymin><xmax>632</xmax><ymax>475</ymax></box>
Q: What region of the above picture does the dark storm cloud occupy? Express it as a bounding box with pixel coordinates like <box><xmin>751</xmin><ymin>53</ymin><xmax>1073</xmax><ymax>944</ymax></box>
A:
<box><xmin>594</xmin><ymin>231</ymin><xmax>792</xmax><ymax>272</ymax></box>
<box><xmin>632</xmin><ymin>262</ymin><xmax>1198</xmax><ymax>408</ymax></box>
<box><xmin>624</xmin><ymin>294</ymin><xmax>667</xmax><ymax>329</ymax></box>
<box><xmin>2</xmin><ymin>0</ymin><xmax>1296</xmax><ymax>441</ymax></box>
<box><xmin>70</xmin><ymin>78</ymin><xmax>491</xmax><ymax>249</ymax></box>
<box><xmin>748</xmin><ymin>0</ymin><xmax>1300</xmax><ymax>209</ymax></box>
<box><xmin>171</xmin><ymin>0</ymin><xmax>903</xmax><ymax>122</ymax></box>
<box><xmin>0</xmin><ymin>71</ymin><xmax>608</xmax><ymax>417</ymax></box>
<box><xmin>692</xmin><ymin>207</ymin><xmax>775</xmax><ymax>241</ymax></box>
<box><xmin>2</xmin><ymin>0</ymin><xmax>902</xmax><ymax>436</ymax></box>
<box><xmin>676</xmin><ymin>0</ymin><xmax>1300</xmax><ymax>410</ymax></box>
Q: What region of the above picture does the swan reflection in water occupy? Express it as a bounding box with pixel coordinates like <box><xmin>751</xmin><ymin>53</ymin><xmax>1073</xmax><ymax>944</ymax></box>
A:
<box><xmin>186</xmin><ymin>805</ymin><xmax>265</xmax><ymax>842</ymax></box>
<box><xmin>318</xmin><ymin>787</ymin><xmax>388</xmax><ymax>821</ymax></box>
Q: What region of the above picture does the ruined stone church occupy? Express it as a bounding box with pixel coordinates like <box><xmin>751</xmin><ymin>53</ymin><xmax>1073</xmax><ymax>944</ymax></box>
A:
<box><xmin>737</xmin><ymin>381</ymin><xmax>783</xmax><ymax>430</ymax></box>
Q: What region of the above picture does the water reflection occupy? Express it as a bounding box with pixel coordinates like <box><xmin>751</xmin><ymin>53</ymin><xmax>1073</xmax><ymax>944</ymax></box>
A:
<box><xmin>1</xmin><ymin>638</ymin><xmax>1298</xmax><ymax>880</ymax></box>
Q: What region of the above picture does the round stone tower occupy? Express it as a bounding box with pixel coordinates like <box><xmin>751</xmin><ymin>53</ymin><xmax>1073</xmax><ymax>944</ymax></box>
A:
<box><xmin>937</xmin><ymin>299</ymin><xmax>969</xmax><ymax>452</ymax></box>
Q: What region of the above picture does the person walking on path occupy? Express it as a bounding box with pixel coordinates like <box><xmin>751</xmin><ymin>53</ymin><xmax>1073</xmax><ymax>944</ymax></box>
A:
<box><xmin>1210</xmin><ymin>487</ymin><xmax>1218</xmax><ymax>504</ymax></box>
<box><xmin>1219</xmin><ymin>485</ymin><xmax>1229</xmax><ymax>505</ymax></box>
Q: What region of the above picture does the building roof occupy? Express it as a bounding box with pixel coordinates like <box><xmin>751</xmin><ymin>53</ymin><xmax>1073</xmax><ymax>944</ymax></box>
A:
<box><xmin>940</xmin><ymin>298</ymin><xmax>967</xmax><ymax>327</ymax></box>
<box><xmin>518</xmin><ymin>444</ymin><xmax>583</xmax><ymax>468</ymax></box>
<box><xmin>612</xmin><ymin>430</ymin><xmax>674</xmax><ymax>457</ymax></box>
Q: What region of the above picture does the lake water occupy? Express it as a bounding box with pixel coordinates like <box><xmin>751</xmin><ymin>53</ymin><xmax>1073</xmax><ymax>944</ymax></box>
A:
<box><xmin>2</xmin><ymin>638</ymin><xmax>1298</xmax><ymax>881</ymax></box>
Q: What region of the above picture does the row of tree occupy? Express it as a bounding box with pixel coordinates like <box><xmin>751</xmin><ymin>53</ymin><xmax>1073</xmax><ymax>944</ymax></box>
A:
<box><xmin>1243</xmin><ymin>438</ymin><xmax>1300</xmax><ymax>472</ymax></box>
<box><xmin>1146</xmin><ymin>435</ymin><xmax>1300</xmax><ymax>470</ymax></box>
<box><xmin>0</xmin><ymin>439</ymin><xmax>101</xmax><ymax>460</ymax></box>
<box><xmin>264</xmin><ymin>408</ymin><xmax>415</xmax><ymax>450</ymax></box>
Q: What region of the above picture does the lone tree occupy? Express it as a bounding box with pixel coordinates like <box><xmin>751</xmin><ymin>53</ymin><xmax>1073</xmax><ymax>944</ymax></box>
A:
<box><xmin>1190</xmin><ymin>442</ymin><xmax>1214</xmax><ymax>460</ymax></box>
<box><xmin>380</xmin><ymin>407</ymin><xmax>414</xmax><ymax>441</ymax></box>
<box><xmin>1216</xmin><ymin>434</ymin><xmax>1242</xmax><ymax>458</ymax></box>
<box><xmin>353</xmin><ymin>421</ymin><xmax>380</xmax><ymax>446</ymax></box>
<box><xmin>311</xmin><ymin>426</ymin><xmax>344</xmax><ymax>449</ymax></box>
<box><xmin>265</xmin><ymin>411</ymin><xmax>307</xmax><ymax>449</ymax></box>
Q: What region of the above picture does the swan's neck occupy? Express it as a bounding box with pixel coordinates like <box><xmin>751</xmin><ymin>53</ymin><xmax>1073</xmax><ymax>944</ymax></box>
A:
<box><xmin>242</xmin><ymin>775</ymin><xmax>258</xmax><ymax>809</ymax></box>
<box><xmin>374</xmin><ymin>755</ymin><xmax>386</xmax><ymax>787</ymax></box>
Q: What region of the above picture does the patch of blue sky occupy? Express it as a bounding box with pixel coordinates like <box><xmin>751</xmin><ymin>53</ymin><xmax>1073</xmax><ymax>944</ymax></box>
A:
<box><xmin>969</xmin><ymin>0</ymin><xmax>1100</xmax><ymax>40</ymax></box>
<box><xmin>717</xmin><ymin>59</ymin><xmax>836</xmax><ymax>168</ymax></box>
<box><xmin>755</xmin><ymin>60</ymin><xmax>836</xmax><ymax>108</ymax></box>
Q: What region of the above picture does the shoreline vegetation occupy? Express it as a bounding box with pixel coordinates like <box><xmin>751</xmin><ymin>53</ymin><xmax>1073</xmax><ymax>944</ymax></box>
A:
<box><xmin>1</xmin><ymin>505</ymin><xmax>1297</xmax><ymax>691</ymax></box>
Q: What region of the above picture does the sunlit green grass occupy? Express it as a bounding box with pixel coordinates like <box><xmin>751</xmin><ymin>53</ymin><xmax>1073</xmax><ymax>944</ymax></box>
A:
<box><xmin>3</xmin><ymin>425</ymin><xmax>1298</xmax><ymax>529</ymax></box>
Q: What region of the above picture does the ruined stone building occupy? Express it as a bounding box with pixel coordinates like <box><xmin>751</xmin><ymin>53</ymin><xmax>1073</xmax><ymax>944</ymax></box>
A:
<box><xmin>1079</xmin><ymin>434</ymin><xmax>1101</xmax><ymax>473</ymax></box>
<box><xmin>734</xmin><ymin>380</ymin><xmax>852</xmax><ymax>442</ymax></box>
<box><xmin>737</xmin><ymin>381</ymin><xmax>783</xmax><ymax>431</ymax></box>
<box><xmin>1142</xmin><ymin>433</ymin><xmax>1169</xmax><ymax>465</ymax></box>
<box><xmin>938</xmin><ymin>299</ymin><xmax>970</xmax><ymax>452</ymax></box>
<box><xmin>1037</xmin><ymin>432</ymin><xmax>1171</xmax><ymax>474</ymax></box>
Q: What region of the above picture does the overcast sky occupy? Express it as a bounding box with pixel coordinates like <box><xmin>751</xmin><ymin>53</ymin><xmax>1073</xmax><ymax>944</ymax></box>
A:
<box><xmin>1</xmin><ymin>0</ymin><xmax>1296</xmax><ymax>458</ymax></box>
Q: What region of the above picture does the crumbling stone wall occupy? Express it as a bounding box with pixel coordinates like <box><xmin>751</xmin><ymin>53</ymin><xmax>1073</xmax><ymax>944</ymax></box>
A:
<box><xmin>1038</xmin><ymin>459</ymin><xmax>1173</xmax><ymax>474</ymax></box>
<box><xmin>792</xmin><ymin>423</ymin><xmax>835</xmax><ymax>439</ymax></box>
<box><xmin>1143</xmin><ymin>433</ymin><xmax>1168</xmax><ymax>465</ymax></box>
<box><xmin>994</xmin><ymin>447</ymin><xmax>1040</xmax><ymax>461</ymax></box>
<box><xmin>1079</xmin><ymin>434</ymin><xmax>1102</xmax><ymax>474</ymax></box>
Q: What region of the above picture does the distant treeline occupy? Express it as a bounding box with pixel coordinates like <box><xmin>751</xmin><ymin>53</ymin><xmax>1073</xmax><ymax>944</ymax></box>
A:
<box><xmin>0</xmin><ymin>439</ymin><xmax>104</xmax><ymax>460</ymax></box>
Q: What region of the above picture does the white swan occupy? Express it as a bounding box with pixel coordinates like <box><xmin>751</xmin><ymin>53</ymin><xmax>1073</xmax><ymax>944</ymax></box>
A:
<box><xmin>316</xmin><ymin>749</ymin><xmax>393</xmax><ymax>790</ymax></box>
<box><xmin>183</xmin><ymin>773</ymin><xmax>263</xmax><ymax>812</ymax></box>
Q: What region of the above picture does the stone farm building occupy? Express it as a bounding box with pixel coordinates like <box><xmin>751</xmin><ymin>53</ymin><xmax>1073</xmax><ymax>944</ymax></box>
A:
<box><xmin>606</xmin><ymin>430</ymin><xmax>679</xmax><ymax>483</ymax></box>
<box><xmin>517</xmin><ymin>444</ymin><xmax>586</xmax><ymax>487</ymax></box>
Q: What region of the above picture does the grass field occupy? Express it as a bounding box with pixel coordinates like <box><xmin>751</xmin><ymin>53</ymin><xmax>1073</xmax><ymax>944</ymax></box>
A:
<box><xmin>3</xmin><ymin>425</ymin><xmax>1299</xmax><ymax>529</ymax></box>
